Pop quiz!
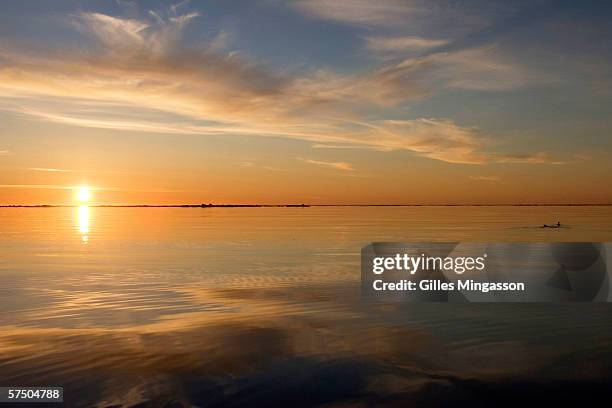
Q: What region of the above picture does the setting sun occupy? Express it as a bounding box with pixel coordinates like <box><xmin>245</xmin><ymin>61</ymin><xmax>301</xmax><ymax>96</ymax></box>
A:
<box><xmin>76</xmin><ymin>186</ymin><xmax>91</xmax><ymax>203</ymax></box>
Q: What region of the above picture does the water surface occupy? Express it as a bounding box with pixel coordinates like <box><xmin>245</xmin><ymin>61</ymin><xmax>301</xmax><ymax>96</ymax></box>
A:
<box><xmin>1</xmin><ymin>206</ymin><xmax>612</xmax><ymax>406</ymax></box>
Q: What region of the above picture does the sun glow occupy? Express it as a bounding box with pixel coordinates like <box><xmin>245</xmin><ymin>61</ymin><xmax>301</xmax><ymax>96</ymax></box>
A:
<box><xmin>76</xmin><ymin>186</ymin><xmax>91</xmax><ymax>203</ymax></box>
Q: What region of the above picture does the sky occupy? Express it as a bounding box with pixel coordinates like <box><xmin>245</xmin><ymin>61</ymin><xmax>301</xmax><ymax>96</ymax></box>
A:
<box><xmin>1</xmin><ymin>0</ymin><xmax>611</xmax><ymax>205</ymax></box>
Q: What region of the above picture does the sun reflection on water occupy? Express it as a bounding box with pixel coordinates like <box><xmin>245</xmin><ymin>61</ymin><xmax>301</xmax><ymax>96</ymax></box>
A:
<box><xmin>77</xmin><ymin>205</ymin><xmax>89</xmax><ymax>243</ymax></box>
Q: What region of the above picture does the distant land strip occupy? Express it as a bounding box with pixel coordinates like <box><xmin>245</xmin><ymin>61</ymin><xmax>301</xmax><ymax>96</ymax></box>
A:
<box><xmin>1</xmin><ymin>204</ymin><xmax>612</xmax><ymax>208</ymax></box>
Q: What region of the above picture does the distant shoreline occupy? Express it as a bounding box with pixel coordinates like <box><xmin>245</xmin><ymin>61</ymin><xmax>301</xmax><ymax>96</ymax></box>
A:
<box><xmin>1</xmin><ymin>204</ymin><xmax>612</xmax><ymax>208</ymax></box>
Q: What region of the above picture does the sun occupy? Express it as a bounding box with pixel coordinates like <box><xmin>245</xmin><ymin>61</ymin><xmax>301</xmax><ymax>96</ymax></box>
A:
<box><xmin>76</xmin><ymin>186</ymin><xmax>91</xmax><ymax>203</ymax></box>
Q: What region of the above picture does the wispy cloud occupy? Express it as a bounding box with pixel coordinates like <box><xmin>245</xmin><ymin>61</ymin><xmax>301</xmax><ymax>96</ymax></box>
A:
<box><xmin>73</xmin><ymin>13</ymin><xmax>150</xmax><ymax>50</ymax></box>
<box><xmin>289</xmin><ymin>45</ymin><xmax>537</xmax><ymax>110</ymax></box>
<box><xmin>365</xmin><ymin>36</ymin><xmax>449</xmax><ymax>53</ymax></box>
<box><xmin>28</xmin><ymin>167</ymin><xmax>73</xmax><ymax>173</ymax></box>
<box><xmin>262</xmin><ymin>166</ymin><xmax>285</xmax><ymax>172</ymax></box>
<box><xmin>470</xmin><ymin>175</ymin><xmax>501</xmax><ymax>182</ymax></box>
<box><xmin>236</xmin><ymin>161</ymin><xmax>284</xmax><ymax>172</ymax></box>
<box><xmin>298</xmin><ymin>157</ymin><xmax>354</xmax><ymax>171</ymax></box>
<box><xmin>291</xmin><ymin>0</ymin><xmax>417</xmax><ymax>26</ymax></box>
<box><xmin>311</xmin><ymin>143</ymin><xmax>372</xmax><ymax>150</ymax></box>
<box><xmin>0</xmin><ymin>149</ymin><xmax>9</xmax><ymax>156</ymax></box>
<box><xmin>493</xmin><ymin>152</ymin><xmax>565</xmax><ymax>165</ymax></box>
<box><xmin>72</xmin><ymin>5</ymin><xmax>200</xmax><ymax>55</ymax></box>
<box><xmin>21</xmin><ymin>166</ymin><xmax>138</xmax><ymax>175</ymax></box>
<box><xmin>0</xmin><ymin>184</ymin><xmax>184</xmax><ymax>193</ymax></box>
<box><xmin>0</xmin><ymin>184</ymin><xmax>75</xmax><ymax>190</ymax></box>
<box><xmin>0</xmin><ymin>5</ymin><xmax>552</xmax><ymax>166</ymax></box>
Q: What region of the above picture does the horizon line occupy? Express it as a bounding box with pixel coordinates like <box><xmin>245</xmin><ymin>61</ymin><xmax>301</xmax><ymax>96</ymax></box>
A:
<box><xmin>1</xmin><ymin>203</ymin><xmax>612</xmax><ymax>208</ymax></box>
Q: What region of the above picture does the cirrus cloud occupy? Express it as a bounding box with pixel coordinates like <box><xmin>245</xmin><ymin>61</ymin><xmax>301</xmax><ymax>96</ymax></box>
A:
<box><xmin>298</xmin><ymin>157</ymin><xmax>354</xmax><ymax>171</ymax></box>
<box><xmin>0</xmin><ymin>5</ymin><xmax>557</xmax><ymax>166</ymax></box>
<box><xmin>290</xmin><ymin>0</ymin><xmax>417</xmax><ymax>27</ymax></box>
<box><xmin>365</xmin><ymin>36</ymin><xmax>449</xmax><ymax>53</ymax></box>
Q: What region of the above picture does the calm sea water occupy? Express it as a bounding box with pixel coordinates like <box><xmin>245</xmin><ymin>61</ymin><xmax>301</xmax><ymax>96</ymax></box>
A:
<box><xmin>1</xmin><ymin>206</ymin><xmax>612</xmax><ymax>406</ymax></box>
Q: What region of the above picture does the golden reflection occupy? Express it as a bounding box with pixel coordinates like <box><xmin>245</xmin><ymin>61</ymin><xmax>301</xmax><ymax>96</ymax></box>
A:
<box><xmin>77</xmin><ymin>205</ymin><xmax>90</xmax><ymax>243</ymax></box>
